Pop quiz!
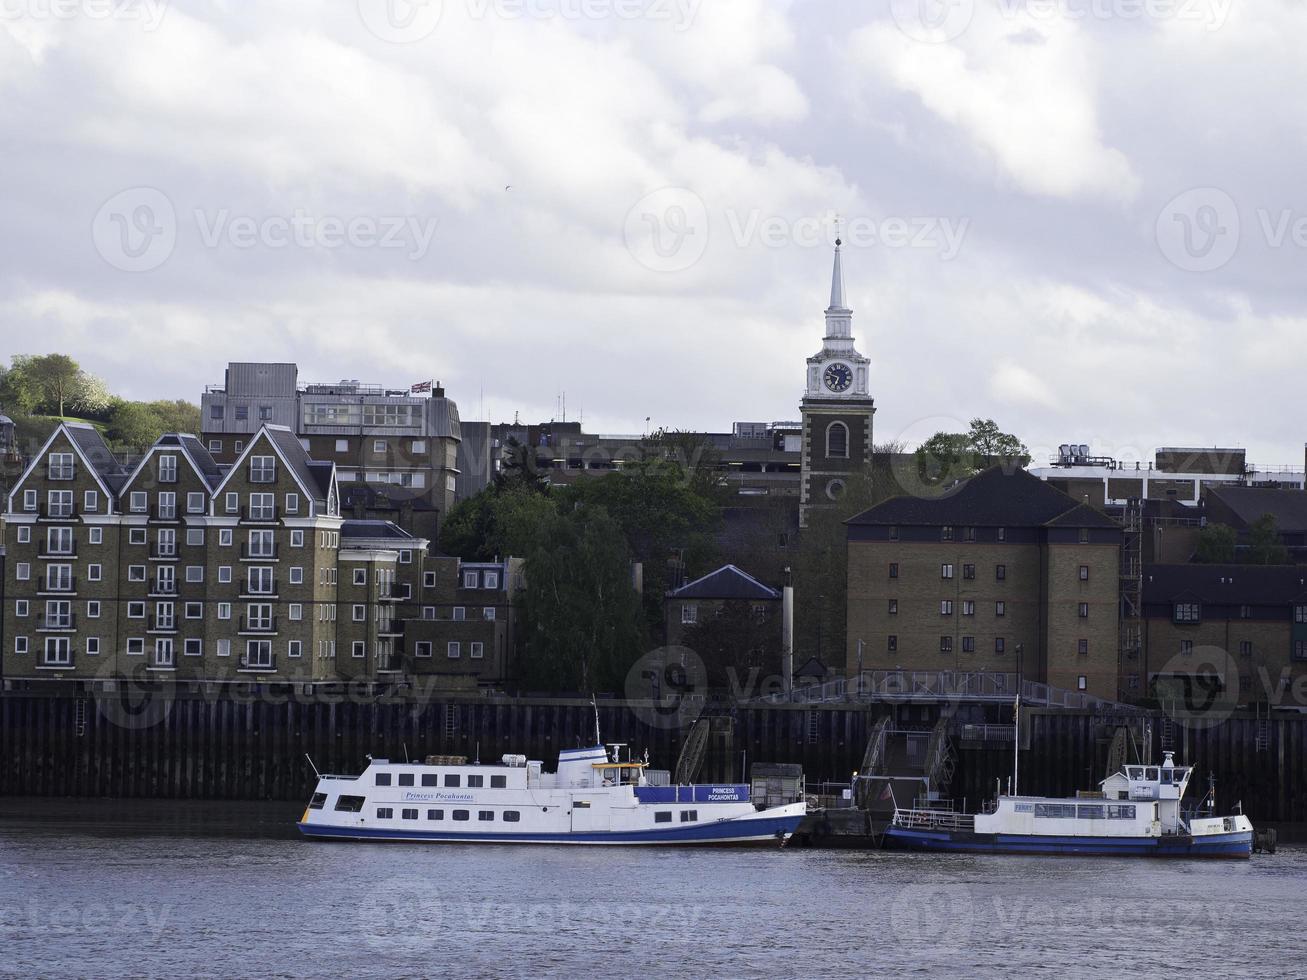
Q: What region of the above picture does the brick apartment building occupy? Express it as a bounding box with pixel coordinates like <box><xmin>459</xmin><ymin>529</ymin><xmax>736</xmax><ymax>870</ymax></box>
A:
<box><xmin>2</xmin><ymin>423</ymin><xmax>519</xmax><ymax>691</ymax></box>
<box><xmin>1141</xmin><ymin>563</ymin><xmax>1307</xmax><ymax>705</ymax></box>
<box><xmin>845</xmin><ymin>467</ymin><xmax>1122</xmax><ymax>699</ymax></box>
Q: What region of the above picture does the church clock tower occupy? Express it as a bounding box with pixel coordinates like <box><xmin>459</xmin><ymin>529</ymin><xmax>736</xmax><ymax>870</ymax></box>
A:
<box><xmin>799</xmin><ymin>239</ymin><xmax>875</xmax><ymax>527</ymax></box>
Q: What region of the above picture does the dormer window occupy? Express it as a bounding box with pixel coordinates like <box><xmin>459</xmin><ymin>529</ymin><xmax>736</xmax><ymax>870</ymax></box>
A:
<box><xmin>48</xmin><ymin>452</ymin><xmax>74</xmax><ymax>480</ymax></box>
<box><xmin>158</xmin><ymin>455</ymin><xmax>177</xmax><ymax>483</ymax></box>
<box><xmin>250</xmin><ymin>456</ymin><xmax>275</xmax><ymax>483</ymax></box>
<box><xmin>1173</xmin><ymin>602</ymin><xmax>1201</xmax><ymax>624</ymax></box>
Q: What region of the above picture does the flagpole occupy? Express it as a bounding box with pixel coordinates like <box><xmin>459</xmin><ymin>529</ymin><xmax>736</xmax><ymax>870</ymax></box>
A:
<box><xmin>1012</xmin><ymin>692</ymin><xmax>1020</xmax><ymax>797</ymax></box>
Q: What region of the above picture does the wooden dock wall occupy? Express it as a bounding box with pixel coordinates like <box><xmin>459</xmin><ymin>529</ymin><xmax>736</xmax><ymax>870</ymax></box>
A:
<box><xmin>1</xmin><ymin>695</ymin><xmax>1303</xmax><ymax>827</ymax></box>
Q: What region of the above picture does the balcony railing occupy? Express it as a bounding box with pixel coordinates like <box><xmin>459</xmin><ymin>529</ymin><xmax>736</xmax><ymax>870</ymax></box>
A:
<box><xmin>377</xmin><ymin>652</ymin><xmax>404</xmax><ymax>674</ymax></box>
<box><xmin>238</xmin><ymin>654</ymin><xmax>278</xmax><ymax>672</ymax></box>
<box><xmin>147</xmin><ymin>615</ymin><xmax>178</xmax><ymax>633</ymax></box>
<box><xmin>239</xmin><ymin>583</ymin><xmax>279</xmax><ymax>599</ymax></box>
<box><xmin>149</xmin><ymin>578</ymin><xmax>178</xmax><ymax>596</ymax></box>
<box><xmin>149</xmin><ymin>504</ymin><xmax>180</xmax><ymax>521</ymax></box>
<box><xmin>240</xmin><ymin>543</ymin><xmax>280</xmax><ymax>560</ymax></box>
<box><xmin>377</xmin><ymin>619</ymin><xmax>405</xmax><ymax>637</ymax></box>
<box><xmin>238</xmin><ymin>616</ymin><xmax>279</xmax><ymax>634</ymax></box>
<box><xmin>37</xmin><ymin>613</ymin><xmax>77</xmax><ymax>631</ymax></box>
<box><xmin>37</xmin><ymin>548</ymin><xmax>78</xmax><ymax>560</ymax></box>
<box><xmin>37</xmin><ymin>576</ymin><xmax>77</xmax><ymax>593</ymax></box>
<box><xmin>38</xmin><ymin>504</ymin><xmax>78</xmax><ymax>521</ymax></box>
<box><xmin>240</xmin><ymin>505</ymin><xmax>280</xmax><ymax>523</ymax></box>
<box><xmin>149</xmin><ymin>545</ymin><xmax>179</xmax><ymax>559</ymax></box>
<box><xmin>37</xmin><ymin>655</ymin><xmax>75</xmax><ymax>670</ymax></box>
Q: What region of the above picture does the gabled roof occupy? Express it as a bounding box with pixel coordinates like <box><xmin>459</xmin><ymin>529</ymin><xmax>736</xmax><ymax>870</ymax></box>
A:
<box><xmin>1143</xmin><ymin>563</ymin><xmax>1307</xmax><ymax>605</ymax></box>
<box><xmin>847</xmin><ymin>466</ymin><xmax>1118</xmax><ymax>529</ymax></box>
<box><xmin>119</xmin><ymin>433</ymin><xmax>225</xmax><ymax>494</ymax></box>
<box><xmin>211</xmin><ymin>425</ymin><xmax>331</xmax><ymax>509</ymax></box>
<box><xmin>1205</xmin><ymin>485</ymin><xmax>1307</xmax><ymax>532</ymax></box>
<box><xmin>7</xmin><ymin>422</ymin><xmax>126</xmax><ymax>508</ymax></box>
<box><xmin>669</xmin><ymin>564</ymin><xmax>780</xmax><ymax>600</ymax></box>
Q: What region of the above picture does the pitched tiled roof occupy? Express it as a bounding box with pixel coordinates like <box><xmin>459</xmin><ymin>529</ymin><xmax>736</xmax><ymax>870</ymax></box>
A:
<box><xmin>263</xmin><ymin>426</ymin><xmax>329</xmax><ymax>505</ymax></box>
<box><xmin>1205</xmin><ymin>485</ymin><xmax>1307</xmax><ymax>532</ymax></box>
<box><xmin>66</xmin><ymin>423</ymin><xmax>129</xmax><ymax>494</ymax></box>
<box><xmin>341</xmin><ymin>520</ymin><xmax>416</xmax><ymax>540</ymax></box>
<box><xmin>669</xmin><ymin>564</ymin><xmax>780</xmax><ymax>600</ymax></box>
<box><xmin>1143</xmin><ymin>563</ymin><xmax>1307</xmax><ymax>604</ymax></box>
<box><xmin>847</xmin><ymin>466</ymin><xmax>1118</xmax><ymax>529</ymax></box>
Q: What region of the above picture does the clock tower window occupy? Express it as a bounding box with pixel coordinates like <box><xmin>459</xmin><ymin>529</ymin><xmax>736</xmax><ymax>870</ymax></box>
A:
<box><xmin>826</xmin><ymin>421</ymin><xmax>849</xmax><ymax>459</ymax></box>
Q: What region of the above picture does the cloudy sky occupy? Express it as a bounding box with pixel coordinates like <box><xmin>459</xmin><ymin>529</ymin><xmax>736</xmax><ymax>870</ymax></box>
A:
<box><xmin>2</xmin><ymin>0</ymin><xmax>1304</xmax><ymax>466</ymax></box>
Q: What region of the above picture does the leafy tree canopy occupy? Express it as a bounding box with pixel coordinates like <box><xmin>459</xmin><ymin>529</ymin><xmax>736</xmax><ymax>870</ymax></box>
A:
<box><xmin>915</xmin><ymin>418</ymin><xmax>1030</xmax><ymax>489</ymax></box>
<box><xmin>1248</xmin><ymin>513</ymin><xmax>1288</xmax><ymax>565</ymax></box>
<box><xmin>1195</xmin><ymin>523</ymin><xmax>1237</xmax><ymax>563</ymax></box>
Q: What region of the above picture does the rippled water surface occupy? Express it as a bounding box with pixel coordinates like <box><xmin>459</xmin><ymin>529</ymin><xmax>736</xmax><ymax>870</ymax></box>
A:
<box><xmin>1</xmin><ymin>799</ymin><xmax>1302</xmax><ymax>978</ymax></box>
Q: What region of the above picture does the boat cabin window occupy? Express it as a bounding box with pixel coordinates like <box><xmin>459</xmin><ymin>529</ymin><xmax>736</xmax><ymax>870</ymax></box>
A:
<box><xmin>503</xmin><ymin>811</ymin><xmax>521</xmax><ymax>822</ymax></box>
<box><xmin>375</xmin><ymin>773</ymin><xmax>392</xmax><ymax>786</ymax></box>
<box><xmin>1107</xmin><ymin>805</ymin><xmax>1136</xmax><ymax>819</ymax></box>
<box><xmin>422</xmin><ymin>774</ymin><xmax>439</xmax><ymax>787</ymax></box>
<box><xmin>402</xmin><ymin>808</ymin><xmax>418</xmax><ymax>820</ymax></box>
<box><xmin>491</xmin><ymin>775</ymin><xmax>507</xmax><ymax>789</ymax></box>
<box><xmin>1174</xmin><ymin>768</ymin><xmax>1188</xmax><ymax>782</ymax></box>
<box><xmin>1146</xmin><ymin>768</ymin><xmax>1158</xmax><ymax>781</ymax></box>
<box><xmin>445</xmin><ymin>775</ymin><xmax>460</xmax><ymax>788</ymax></box>
<box><xmin>335</xmin><ymin>795</ymin><xmax>365</xmax><ymax>812</ymax></box>
<box><xmin>1161</xmin><ymin>771</ymin><xmax>1171</xmax><ymax>784</ymax></box>
<box><xmin>679</xmin><ymin>810</ymin><xmax>698</xmax><ymax>823</ymax></box>
<box><xmin>309</xmin><ymin>792</ymin><xmax>327</xmax><ymax>809</ymax></box>
<box><xmin>1077</xmin><ymin>805</ymin><xmax>1105</xmax><ymax>820</ymax></box>
<box><xmin>398</xmin><ymin>774</ymin><xmax>415</xmax><ymax>787</ymax></box>
<box><xmin>655</xmin><ymin>812</ymin><xmax>672</xmax><ymax>823</ymax></box>
<box><xmin>1034</xmin><ymin>804</ymin><xmax>1077</xmax><ymax>818</ymax></box>
<box><xmin>427</xmin><ymin>809</ymin><xmax>444</xmax><ymax>820</ymax></box>
<box><xmin>452</xmin><ymin>810</ymin><xmax>470</xmax><ymax>821</ymax></box>
<box><xmin>467</xmin><ymin>775</ymin><xmax>484</xmax><ymax>788</ymax></box>
<box><xmin>376</xmin><ymin>807</ymin><xmax>394</xmax><ymax>819</ymax></box>
<box><xmin>1127</xmin><ymin>767</ymin><xmax>1143</xmax><ymax>780</ymax></box>
<box><xmin>478</xmin><ymin>811</ymin><xmax>494</xmax><ymax>821</ymax></box>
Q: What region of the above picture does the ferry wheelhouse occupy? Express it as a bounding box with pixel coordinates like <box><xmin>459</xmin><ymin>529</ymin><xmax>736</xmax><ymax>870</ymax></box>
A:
<box><xmin>298</xmin><ymin>744</ymin><xmax>807</xmax><ymax>846</ymax></box>
<box><xmin>885</xmin><ymin>751</ymin><xmax>1254</xmax><ymax>858</ymax></box>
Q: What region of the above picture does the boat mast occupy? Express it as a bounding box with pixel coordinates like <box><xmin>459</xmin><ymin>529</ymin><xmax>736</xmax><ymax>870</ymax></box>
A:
<box><xmin>591</xmin><ymin>695</ymin><xmax>601</xmax><ymax>748</ymax></box>
<box><xmin>1012</xmin><ymin>692</ymin><xmax>1020</xmax><ymax>797</ymax></box>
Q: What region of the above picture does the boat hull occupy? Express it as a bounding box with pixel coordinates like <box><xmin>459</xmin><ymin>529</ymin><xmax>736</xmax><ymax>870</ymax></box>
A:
<box><xmin>883</xmin><ymin>826</ymin><xmax>1253</xmax><ymax>858</ymax></box>
<box><xmin>298</xmin><ymin>809</ymin><xmax>804</xmax><ymax>846</ymax></box>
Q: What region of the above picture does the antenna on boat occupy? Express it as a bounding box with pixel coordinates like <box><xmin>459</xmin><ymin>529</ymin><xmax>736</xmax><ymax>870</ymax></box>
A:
<box><xmin>304</xmin><ymin>753</ymin><xmax>320</xmax><ymax>780</ymax></box>
<box><xmin>403</xmin><ymin>743</ymin><xmax>410</xmax><ymax>764</ymax></box>
<box><xmin>591</xmin><ymin>694</ymin><xmax>601</xmax><ymax>748</ymax></box>
<box><xmin>1012</xmin><ymin>692</ymin><xmax>1020</xmax><ymax>797</ymax></box>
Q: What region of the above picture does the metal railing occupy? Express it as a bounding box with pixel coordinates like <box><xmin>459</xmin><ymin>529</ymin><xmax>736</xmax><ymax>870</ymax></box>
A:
<box><xmin>959</xmin><ymin>724</ymin><xmax>1016</xmax><ymax>742</ymax></box>
<box><xmin>240</xmin><ymin>505</ymin><xmax>279</xmax><ymax>522</ymax></box>
<box><xmin>148</xmin><ymin>578</ymin><xmax>178</xmax><ymax>596</ymax></box>
<box><xmin>37</xmin><ymin>613</ymin><xmax>77</xmax><ymax>631</ymax></box>
<box><xmin>761</xmin><ymin>670</ymin><xmax>1135</xmax><ymax>710</ymax></box>
<box><xmin>892</xmin><ymin>808</ymin><xmax>976</xmax><ymax>832</ymax></box>
<box><xmin>37</xmin><ymin>576</ymin><xmax>77</xmax><ymax>593</ymax></box>
<box><xmin>239</xmin><ymin>616</ymin><xmax>279</xmax><ymax>634</ymax></box>
<box><xmin>240</xmin><ymin>543</ymin><xmax>280</xmax><ymax>559</ymax></box>
<box><xmin>239</xmin><ymin>654</ymin><xmax>277</xmax><ymax>672</ymax></box>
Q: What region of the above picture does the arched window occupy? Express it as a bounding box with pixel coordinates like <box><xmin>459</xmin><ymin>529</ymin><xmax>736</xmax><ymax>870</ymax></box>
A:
<box><xmin>826</xmin><ymin>421</ymin><xmax>849</xmax><ymax>459</ymax></box>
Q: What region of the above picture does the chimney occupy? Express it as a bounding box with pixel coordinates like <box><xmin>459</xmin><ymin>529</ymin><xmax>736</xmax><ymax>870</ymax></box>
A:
<box><xmin>782</xmin><ymin>585</ymin><xmax>794</xmax><ymax>698</ymax></box>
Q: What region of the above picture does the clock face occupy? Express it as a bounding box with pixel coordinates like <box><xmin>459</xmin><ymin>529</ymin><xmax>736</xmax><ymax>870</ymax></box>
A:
<box><xmin>823</xmin><ymin>362</ymin><xmax>853</xmax><ymax>393</ymax></box>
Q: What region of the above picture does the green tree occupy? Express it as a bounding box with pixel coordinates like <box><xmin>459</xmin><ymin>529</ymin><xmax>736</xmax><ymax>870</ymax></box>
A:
<box><xmin>440</xmin><ymin>476</ymin><xmax>557</xmax><ymax>561</ymax></box>
<box><xmin>520</xmin><ymin>505</ymin><xmax>647</xmax><ymax>691</ymax></box>
<box><xmin>106</xmin><ymin>401</ymin><xmax>164</xmax><ymax>451</ymax></box>
<box><xmin>1248</xmin><ymin>514</ymin><xmax>1288</xmax><ymax>564</ymax></box>
<box><xmin>0</xmin><ymin>359</ymin><xmax>40</xmax><ymax>415</ymax></box>
<box><xmin>69</xmin><ymin>374</ymin><xmax>113</xmax><ymax>419</ymax></box>
<box><xmin>1195</xmin><ymin>523</ymin><xmax>1237</xmax><ymax>563</ymax></box>
<box><xmin>915</xmin><ymin>418</ymin><xmax>1030</xmax><ymax>489</ymax></box>
<box><xmin>23</xmin><ymin>353</ymin><xmax>83</xmax><ymax>418</ymax></box>
<box><xmin>145</xmin><ymin>399</ymin><xmax>201</xmax><ymax>434</ymax></box>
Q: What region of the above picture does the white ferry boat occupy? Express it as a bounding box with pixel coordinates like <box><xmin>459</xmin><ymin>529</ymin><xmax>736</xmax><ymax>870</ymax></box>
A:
<box><xmin>298</xmin><ymin>744</ymin><xmax>807</xmax><ymax>846</ymax></box>
<box><xmin>885</xmin><ymin>751</ymin><xmax>1254</xmax><ymax>858</ymax></box>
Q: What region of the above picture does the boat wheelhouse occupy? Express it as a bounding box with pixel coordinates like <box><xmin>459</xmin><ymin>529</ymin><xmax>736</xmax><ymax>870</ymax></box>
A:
<box><xmin>298</xmin><ymin>744</ymin><xmax>807</xmax><ymax>846</ymax></box>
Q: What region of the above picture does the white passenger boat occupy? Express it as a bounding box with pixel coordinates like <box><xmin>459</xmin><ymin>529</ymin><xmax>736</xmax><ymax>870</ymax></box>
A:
<box><xmin>298</xmin><ymin>744</ymin><xmax>807</xmax><ymax>846</ymax></box>
<box><xmin>885</xmin><ymin>751</ymin><xmax>1254</xmax><ymax>859</ymax></box>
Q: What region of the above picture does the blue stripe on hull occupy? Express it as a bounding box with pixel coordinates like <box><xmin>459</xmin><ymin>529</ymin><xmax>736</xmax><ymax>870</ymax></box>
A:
<box><xmin>884</xmin><ymin>827</ymin><xmax>1252</xmax><ymax>858</ymax></box>
<box><xmin>299</xmin><ymin>813</ymin><xmax>802</xmax><ymax>845</ymax></box>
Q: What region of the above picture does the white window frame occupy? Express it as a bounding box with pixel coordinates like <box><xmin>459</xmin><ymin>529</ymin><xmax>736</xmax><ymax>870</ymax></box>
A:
<box><xmin>184</xmin><ymin>638</ymin><xmax>203</xmax><ymax>657</ymax></box>
<box><xmin>470</xmin><ymin>642</ymin><xmax>484</xmax><ymax>660</ymax></box>
<box><xmin>86</xmin><ymin>600</ymin><xmax>100</xmax><ymax>619</ymax></box>
<box><xmin>16</xmin><ymin>526</ymin><xmax>30</xmax><ymax>544</ymax></box>
<box><xmin>186</xmin><ymin>566</ymin><xmax>204</xmax><ymax>583</ymax></box>
<box><xmin>88</xmin><ymin>527</ymin><xmax>102</xmax><ymax>545</ymax></box>
<box><xmin>352</xmin><ymin>641</ymin><xmax>366</xmax><ymax>659</ymax></box>
<box><xmin>290</xmin><ymin>530</ymin><xmax>304</xmax><ymax>547</ymax></box>
<box><xmin>127</xmin><ymin>565</ymin><xmax>146</xmax><ymax>583</ymax></box>
<box><xmin>285</xmin><ymin>492</ymin><xmax>299</xmax><ymax>515</ymax></box>
<box><xmin>88</xmin><ymin>564</ymin><xmax>102</xmax><ymax>582</ymax></box>
<box><xmin>289</xmin><ymin>566</ymin><xmax>303</xmax><ymax>585</ymax></box>
<box><xmin>23</xmin><ymin>489</ymin><xmax>37</xmax><ymax>511</ymax></box>
<box><xmin>415</xmin><ymin>641</ymin><xmax>432</xmax><ymax>658</ymax></box>
<box><xmin>187</xmin><ymin>492</ymin><xmax>206</xmax><ymax>514</ymax></box>
<box><xmin>86</xmin><ymin>637</ymin><xmax>100</xmax><ymax>656</ymax></box>
<box><xmin>130</xmin><ymin>491</ymin><xmax>147</xmax><ymax>513</ymax></box>
<box><xmin>83</xmin><ymin>490</ymin><xmax>98</xmax><ymax>512</ymax></box>
<box><xmin>218</xmin><ymin>566</ymin><xmax>232</xmax><ymax>584</ymax></box>
<box><xmin>288</xmin><ymin>603</ymin><xmax>302</xmax><ymax>622</ymax></box>
<box><xmin>353</xmin><ymin>605</ymin><xmax>365</xmax><ymax>622</ymax></box>
<box><xmin>158</xmin><ymin>455</ymin><xmax>178</xmax><ymax>483</ymax></box>
<box><xmin>483</xmin><ymin>607</ymin><xmax>496</xmax><ymax>621</ymax></box>
<box><xmin>447</xmin><ymin>641</ymin><xmax>461</xmax><ymax>659</ymax></box>
<box><xmin>217</xmin><ymin>603</ymin><xmax>232</xmax><ymax>621</ymax></box>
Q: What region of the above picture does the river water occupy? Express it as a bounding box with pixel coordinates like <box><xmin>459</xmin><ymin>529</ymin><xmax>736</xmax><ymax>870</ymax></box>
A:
<box><xmin>1</xmin><ymin>799</ymin><xmax>1302</xmax><ymax>978</ymax></box>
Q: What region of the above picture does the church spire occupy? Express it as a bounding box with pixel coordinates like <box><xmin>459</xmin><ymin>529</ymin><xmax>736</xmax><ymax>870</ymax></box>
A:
<box><xmin>827</xmin><ymin>237</ymin><xmax>849</xmax><ymax>312</ymax></box>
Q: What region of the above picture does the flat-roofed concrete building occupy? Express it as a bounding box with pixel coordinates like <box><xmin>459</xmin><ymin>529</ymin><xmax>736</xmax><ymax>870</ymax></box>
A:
<box><xmin>200</xmin><ymin>363</ymin><xmax>463</xmax><ymax>539</ymax></box>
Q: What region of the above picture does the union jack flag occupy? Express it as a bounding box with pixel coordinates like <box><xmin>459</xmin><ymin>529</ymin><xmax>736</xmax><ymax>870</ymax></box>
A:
<box><xmin>410</xmin><ymin>380</ymin><xmax>433</xmax><ymax>394</ymax></box>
